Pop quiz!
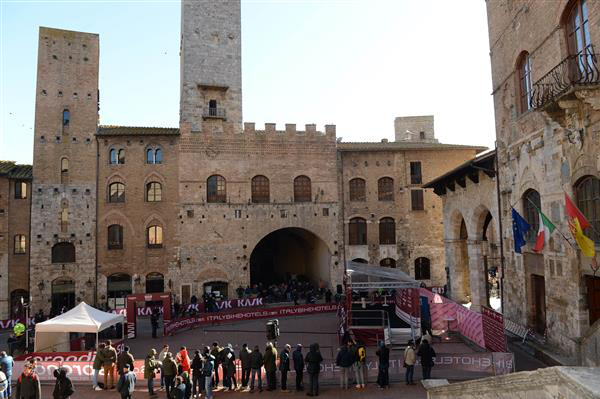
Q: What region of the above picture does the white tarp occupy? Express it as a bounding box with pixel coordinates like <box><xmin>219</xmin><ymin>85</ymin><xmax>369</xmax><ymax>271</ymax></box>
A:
<box><xmin>34</xmin><ymin>302</ymin><xmax>124</xmax><ymax>352</ymax></box>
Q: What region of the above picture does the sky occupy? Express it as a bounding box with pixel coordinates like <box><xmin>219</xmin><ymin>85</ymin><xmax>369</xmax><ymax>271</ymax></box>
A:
<box><xmin>0</xmin><ymin>0</ymin><xmax>495</xmax><ymax>165</ymax></box>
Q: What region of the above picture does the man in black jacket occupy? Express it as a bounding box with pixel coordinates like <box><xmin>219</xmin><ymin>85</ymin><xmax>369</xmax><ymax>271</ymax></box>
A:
<box><xmin>190</xmin><ymin>350</ymin><xmax>204</xmax><ymax>398</ymax></box>
<box><xmin>292</xmin><ymin>344</ymin><xmax>304</xmax><ymax>391</ymax></box>
<box><xmin>375</xmin><ymin>341</ymin><xmax>390</xmax><ymax>389</ymax></box>
<box><xmin>279</xmin><ymin>344</ymin><xmax>291</xmax><ymax>393</ymax></box>
<box><xmin>304</xmin><ymin>343</ymin><xmax>323</xmax><ymax>397</ymax></box>
<box><xmin>417</xmin><ymin>339</ymin><xmax>436</xmax><ymax>380</ymax></box>
<box><xmin>239</xmin><ymin>343</ymin><xmax>252</xmax><ymax>390</ymax></box>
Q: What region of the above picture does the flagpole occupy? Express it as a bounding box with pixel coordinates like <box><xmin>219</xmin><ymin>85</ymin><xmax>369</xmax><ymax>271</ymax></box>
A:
<box><xmin>524</xmin><ymin>195</ymin><xmax>576</xmax><ymax>250</ymax></box>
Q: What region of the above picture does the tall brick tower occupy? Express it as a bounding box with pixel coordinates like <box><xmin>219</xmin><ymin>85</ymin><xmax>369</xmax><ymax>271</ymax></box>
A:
<box><xmin>30</xmin><ymin>27</ymin><xmax>99</xmax><ymax>313</ymax></box>
<box><xmin>180</xmin><ymin>0</ymin><xmax>242</xmax><ymax>134</ymax></box>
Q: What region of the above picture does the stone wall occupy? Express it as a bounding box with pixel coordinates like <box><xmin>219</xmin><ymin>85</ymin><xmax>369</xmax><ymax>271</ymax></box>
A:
<box><xmin>0</xmin><ymin>175</ymin><xmax>9</xmax><ymax>319</ymax></box>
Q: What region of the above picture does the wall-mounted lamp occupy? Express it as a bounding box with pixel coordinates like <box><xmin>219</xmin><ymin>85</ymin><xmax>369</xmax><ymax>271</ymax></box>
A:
<box><xmin>38</xmin><ymin>281</ymin><xmax>45</xmax><ymax>291</ymax></box>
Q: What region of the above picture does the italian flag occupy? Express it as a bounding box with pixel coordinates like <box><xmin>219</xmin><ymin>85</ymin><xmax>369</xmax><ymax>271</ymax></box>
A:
<box><xmin>533</xmin><ymin>210</ymin><xmax>556</xmax><ymax>252</ymax></box>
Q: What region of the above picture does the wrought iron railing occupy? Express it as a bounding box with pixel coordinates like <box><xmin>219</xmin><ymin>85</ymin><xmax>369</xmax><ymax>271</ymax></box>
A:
<box><xmin>202</xmin><ymin>107</ymin><xmax>226</xmax><ymax>119</ymax></box>
<box><xmin>531</xmin><ymin>52</ymin><xmax>600</xmax><ymax>109</ymax></box>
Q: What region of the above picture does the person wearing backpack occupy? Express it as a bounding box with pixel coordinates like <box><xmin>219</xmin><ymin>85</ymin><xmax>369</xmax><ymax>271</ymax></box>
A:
<box><xmin>354</xmin><ymin>341</ymin><xmax>366</xmax><ymax>388</ymax></box>
<box><xmin>52</xmin><ymin>367</ymin><xmax>74</xmax><ymax>399</ymax></box>
<box><xmin>201</xmin><ymin>347</ymin><xmax>215</xmax><ymax>399</ymax></box>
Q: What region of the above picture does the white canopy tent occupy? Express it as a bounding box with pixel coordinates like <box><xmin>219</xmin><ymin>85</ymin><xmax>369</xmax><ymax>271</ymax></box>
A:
<box><xmin>34</xmin><ymin>302</ymin><xmax>124</xmax><ymax>352</ymax></box>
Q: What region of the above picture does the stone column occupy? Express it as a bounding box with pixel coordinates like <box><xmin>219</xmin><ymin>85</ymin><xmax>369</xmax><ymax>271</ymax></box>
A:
<box><xmin>467</xmin><ymin>240</ymin><xmax>487</xmax><ymax>312</ymax></box>
<box><xmin>445</xmin><ymin>240</ymin><xmax>469</xmax><ymax>303</ymax></box>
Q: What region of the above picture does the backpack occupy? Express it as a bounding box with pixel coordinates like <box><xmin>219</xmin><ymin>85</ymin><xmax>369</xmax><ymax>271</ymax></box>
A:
<box><xmin>357</xmin><ymin>347</ymin><xmax>366</xmax><ymax>362</ymax></box>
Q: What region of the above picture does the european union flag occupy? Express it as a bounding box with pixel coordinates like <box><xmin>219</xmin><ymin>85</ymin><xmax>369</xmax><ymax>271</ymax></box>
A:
<box><xmin>512</xmin><ymin>207</ymin><xmax>530</xmax><ymax>254</ymax></box>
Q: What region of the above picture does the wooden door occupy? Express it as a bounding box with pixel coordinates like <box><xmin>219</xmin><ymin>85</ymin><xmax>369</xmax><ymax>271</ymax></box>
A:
<box><xmin>586</xmin><ymin>276</ymin><xmax>600</xmax><ymax>325</ymax></box>
<box><xmin>181</xmin><ymin>284</ymin><xmax>191</xmax><ymax>305</ymax></box>
<box><xmin>532</xmin><ymin>274</ymin><xmax>546</xmax><ymax>334</ymax></box>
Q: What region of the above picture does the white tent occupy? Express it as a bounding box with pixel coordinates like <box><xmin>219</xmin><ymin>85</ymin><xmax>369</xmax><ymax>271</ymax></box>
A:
<box><xmin>34</xmin><ymin>302</ymin><xmax>124</xmax><ymax>352</ymax></box>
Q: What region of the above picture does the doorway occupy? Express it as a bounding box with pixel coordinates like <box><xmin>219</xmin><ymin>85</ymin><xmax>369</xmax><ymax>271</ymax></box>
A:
<box><xmin>586</xmin><ymin>275</ymin><xmax>600</xmax><ymax>325</ymax></box>
<box><xmin>51</xmin><ymin>278</ymin><xmax>75</xmax><ymax>315</ymax></box>
<box><xmin>531</xmin><ymin>274</ymin><xmax>546</xmax><ymax>334</ymax></box>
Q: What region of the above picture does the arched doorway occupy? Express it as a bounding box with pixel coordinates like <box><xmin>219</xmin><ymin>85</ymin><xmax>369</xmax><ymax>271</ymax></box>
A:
<box><xmin>107</xmin><ymin>273</ymin><xmax>132</xmax><ymax>309</ymax></box>
<box><xmin>146</xmin><ymin>272</ymin><xmax>164</xmax><ymax>293</ymax></box>
<box><xmin>250</xmin><ymin>228</ymin><xmax>331</xmax><ymax>287</ymax></box>
<box><xmin>203</xmin><ymin>281</ymin><xmax>228</xmax><ymax>300</ymax></box>
<box><xmin>481</xmin><ymin>210</ymin><xmax>500</xmax><ymax>310</ymax></box>
<box><xmin>10</xmin><ymin>289</ymin><xmax>28</xmax><ymax>320</ymax></box>
<box><xmin>51</xmin><ymin>278</ymin><xmax>75</xmax><ymax>314</ymax></box>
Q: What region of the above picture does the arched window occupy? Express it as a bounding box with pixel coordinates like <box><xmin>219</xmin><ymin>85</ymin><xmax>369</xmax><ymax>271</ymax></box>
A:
<box><xmin>108</xmin><ymin>182</ymin><xmax>125</xmax><ymax>203</ymax></box>
<box><xmin>60</xmin><ymin>207</ymin><xmax>68</xmax><ymax>233</ymax></box>
<box><xmin>207</xmin><ymin>175</ymin><xmax>226</xmax><ymax>203</ymax></box>
<box><xmin>380</xmin><ymin>258</ymin><xmax>396</xmax><ymax>268</ymax></box>
<box><xmin>564</xmin><ymin>0</ymin><xmax>592</xmax><ymax>59</ymax></box>
<box><xmin>147</xmin><ymin>225</ymin><xmax>163</xmax><ymax>248</ymax></box>
<box><xmin>352</xmin><ymin>258</ymin><xmax>368</xmax><ymax>264</ymax></box>
<box><xmin>10</xmin><ymin>289</ymin><xmax>28</xmax><ymax>319</ymax></box>
<box><xmin>146</xmin><ymin>148</ymin><xmax>163</xmax><ymax>164</ymax></box>
<box><xmin>108</xmin><ymin>224</ymin><xmax>123</xmax><ymax>250</ymax></box>
<box><xmin>575</xmin><ymin>175</ymin><xmax>600</xmax><ymax>243</ymax></box>
<box><xmin>378</xmin><ymin>177</ymin><xmax>394</xmax><ymax>201</ymax></box>
<box><xmin>146</xmin><ymin>149</ymin><xmax>154</xmax><ymax>164</ymax></box>
<box><xmin>415</xmin><ymin>257</ymin><xmax>431</xmax><ymax>280</ymax></box>
<box><xmin>60</xmin><ymin>158</ymin><xmax>69</xmax><ymax>173</ymax></box>
<box><xmin>118</xmin><ymin>149</ymin><xmax>125</xmax><ymax>164</ymax></box>
<box><xmin>349</xmin><ymin>217</ymin><xmax>367</xmax><ymax>245</ymax></box>
<box><xmin>146</xmin><ymin>182</ymin><xmax>162</xmax><ymax>202</ymax></box>
<box><xmin>51</xmin><ymin>242</ymin><xmax>76</xmax><ymax>263</ymax></box>
<box><xmin>14</xmin><ymin>235</ymin><xmax>26</xmax><ymax>254</ymax></box>
<box><xmin>516</xmin><ymin>52</ymin><xmax>532</xmax><ymax>114</ymax></box>
<box><xmin>294</xmin><ymin>175</ymin><xmax>312</xmax><ymax>202</ymax></box>
<box><xmin>379</xmin><ymin>217</ymin><xmax>396</xmax><ymax>245</ymax></box>
<box><xmin>109</xmin><ymin>149</ymin><xmax>118</xmax><ymax>165</ymax></box>
<box><xmin>251</xmin><ymin>175</ymin><xmax>270</xmax><ymax>203</ymax></box>
<box><xmin>62</xmin><ymin>109</ymin><xmax>70</xmax><ymax>126</ymax></box>
<box><xmin>107</xmin><ymin>273</ymin><xmax>132</xmax><ymax>300</ymax></box>
<box><xmin>523</xmin><ymin>189</ymin><xmax>541</xmax><ymax>243</ymax></box>
<box><xmin>146</xmin><ymin>272</ymin><xmax>165</xmax><ymax>293</ymax></box>
<box><xmin>155</xmin><ymin>149</ymin><xmax>162</xmax><ymax>164</ymax></box>
<box><xmin>349</xmin><ymin>178</ymin><xmax>366</xmax><ymax>202</ymax></box>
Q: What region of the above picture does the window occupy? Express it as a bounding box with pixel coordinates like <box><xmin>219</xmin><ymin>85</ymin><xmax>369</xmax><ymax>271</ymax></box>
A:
<box><xmin>378</xmin><ymin>177</ymin><xmax>394</xmax><ymax>201</ymax></box>
<box><xmin>147</xmin><ymin>148</ymin><xmax>163</xmax><ymax>164</ymax></box>
<box><xmin>60</xmin><ymin>208</ymin><xmax>68</xmax><ymax>232</ymax></box>
<box><xmin>14</xmin><ymin>235</ymin><xmax>26</xmax><ymax>254</ymax></box>
<box><xmin>147</xmin><ymin>225</ymin><xmax>163</xmax><ymax>248</ymax></box>
<box><xmin>379</xmin><ymin>217</ymin><xmax>396</xmax><ymax>245</ymax></box>
<box><xmin>294</xmin><ymin>175</ymin><xmax>312</xmax><ymax>202</ymax></box>
<box><xmin>575</xmin><ymin>176</ymin><xmax>600</xmax><ymax>243</ymax></box>
<box><xmin>380</xmin><ymin>258</ymin><xmax>396</xmax><ymax>268</ymax></box>
<box><xmin>419</xmin><ymin>131</ymin><xmax>426</xmax><ymax>140</ymax></box>
<box><xmin>108</xmin><ymin>183</ymin><xmax>125</xmax><ymax>203</ymax></box>
<box><xmin>110</xmin><ymin>149</ymin><xmax>117</xmax><ymax>164</ymax></box>
<box><xmin>62</xmin><ymin>109</ymin><xmax>70</xmax><ymax>126</ymax></box>
<box><xmin>349</xmin><ymin>178</ymin><xmax>366</xmax><ymax>201</ymax></box>
<box><xmin>349</xmin><ymin>217</ymin><xmax>367</xmax><ymax>245</ymax></box>
<box><xmin>411</xmin><ymin>189</ymin><xmax>424</xmax><ymax>210</ymax></box>
<box><xmin>14</xmin><ymin>181</ymin><xmax>27</xmax><ymax>199</ymax></box>
<box><xmin>565</xmin><ymin>0</ymin><xmax>592</xmax><ymax>59</ymax></box>
<box><xmin>517</xmin><ymin>52</ymin><xmax>533</xmax><ymax>114</ymax></box>
<box><xmin>208</xmin><ymin>99</ymin><xmax>217</xmax><ymax>116</ymax></box>
<box><xmin>207</xmin><ymin>175</ymin><xmax>226</xmax><ymax>203</ymax></box>
<box><xmin>108</xmin><ymin>224</ymin><xmax>123</xmax><ymax>250</ymax></box>
<box><xmin>415</xmin><ymin>257</ymin><xmax>431</xmax><ymax>280</ymax></box>
<box><xmin>523</xmin><ymin>189</ymin><xmax>541</xmax><ymax>243</ymax></box>
<box><xmin>51</xmin><ymin>242</ymin><xmax>76</xmax><ymax>263</ymax></box>
<box><xmin>146</xmin><ymin>182</ymin><xmax>162</xmax><ymax>202</ymax></box>
<box><xmin>234</xmin><ymin>210</ymin><xmax>242</xmax><ymax>219</ymax></box>
<box><xmin>410</xmin><ymin>161</ymin><xmax>422</xmax><ymax>184</ymax></box>
<box><xmin>118</xmin><ymin>149</ymin><xmax>125</xmax><ymax>164</ymax></box>
<box><xmin>251</xmin><ymin>175</ymin><xmax>270</xmax><ymax>203</ymax></box>
<box><xmin>61</xmin><ymin>158</ymin><xmax>69</xmax><ymax>173</ymax></box>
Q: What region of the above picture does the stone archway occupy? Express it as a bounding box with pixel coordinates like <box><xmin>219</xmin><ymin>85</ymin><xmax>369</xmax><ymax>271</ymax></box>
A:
<box><xmin>446</xmin><ymin>210</ymin><xmax>471</xmax><ymax>304</ymax></box>
<box><xmin>250</xmin><ymin>227</ymin><xmax>331</xmax><ymax>287</ymax></box>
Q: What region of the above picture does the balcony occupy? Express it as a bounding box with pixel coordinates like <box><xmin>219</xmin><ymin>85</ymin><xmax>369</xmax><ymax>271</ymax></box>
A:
<box><xmin>202</xmin><ymin>107</ymin><xmax>227</xmax><ymax>120</ymax></box>
<box><xmin>530</xmin><ymin>53</ymin><xmax>600</xmax><ymax>122</ymax></box>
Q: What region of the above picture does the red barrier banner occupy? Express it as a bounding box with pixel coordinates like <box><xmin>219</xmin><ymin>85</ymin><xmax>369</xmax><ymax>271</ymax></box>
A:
<box><xmin>395</xmin><ymin>288</ymin><xmax>420</xmax><ymax>327</ymax></box>
<box><xmin>482</xmin><ymin>306</ymin><xmax>507</xmax><ymax>352</ymax></box>
<box><xmin>165</xmin><ymin>303</ymin><xmax>337</xmax><ymax>336</ymax></box>
<box><xmin>15</xmin><ymin>340</ymin><xmax>126</xmax><ymax>362</ymax></box>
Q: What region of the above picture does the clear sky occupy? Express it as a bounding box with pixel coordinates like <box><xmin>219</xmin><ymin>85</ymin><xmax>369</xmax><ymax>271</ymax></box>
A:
<box><xmin>1</xmin><ymin>0</ymin><xmax>495</xmax><ymax>165</ymax></box>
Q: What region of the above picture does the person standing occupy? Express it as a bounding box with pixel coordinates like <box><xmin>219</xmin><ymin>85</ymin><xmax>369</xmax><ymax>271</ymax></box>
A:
<box><xmin>210</xmin><ymin>342</ymin><xmax>222</xmax><ymax>388</ymax></box>
<box><xmin>249</xmin><ymin>345</ymin><xmax>263</xmax><ymax>393</ymax></box>
<box><xmin>292</xmin><ymin>344</ymin><xmax>304</xmax><ymax>392</ymax></box>
<box><xmin>221</xmin><ymin>344</ymin><xmax>237</xmax><ymax>391</ymax></box>
<box><xmin>176</xmin><ymin>347</ymin><xmax>191</xmax><ymax>375</ymax></box>
<box><xmin>171</xmin><ymin>376</ymin><xmax>186</xmax><ymax>399</ymax></box>
<box><xmin>116</xmin><ymin>364</ymin><xmax>136</xmax><ymax>399</ymax></box>
<box><xmin>279</xmin><ymin>344</ymin><xmax>291</xmax><ymax>393</ymax></box>
<box><xmin>263</xmin><ymin>342</ymin><xmax>277</xmax><ymax>391</ymax></box>
<box><xmin>162</xmin><ymin>352</ymin><xmax>178</xmax><ymax>397</ymax></box>
<box><xmin>417</xmin><ymin>339</ymin><xmax>436</xmax><ymax>380</ymax></box>
<box><xmin>15</xmin><ymin>362</ymin><xmax>41</xmax><ymax>399</ymax></box>
<box><xmin>375</xmin><ymin>341</ymin><xmax>390</xmax><ymax>389</ymax></box>
<box><xmin>304</xmin><ymin>343</ymin><xmax>323</xmax><ymax>397</ymax></box>
<box><xmin>403</xmin><ymin>340</ymin><xmax>416</xmax><ymax>385</ymax></box>
<box><xmin>117</xmin><ymin>346</ymin><xmax>135</xmax><ymax>376</ymax></box>
<box><xmin>92</xmin><ymin>343</ymin><xmax>105</xmax><ymax>391</ymax></box>
<box><xmin>238</xmin><ymin>343</ymin><xmax>252</xmax><ymax>390</ymax></box>
<box><xmin>190</xmin><ymin>350</ymin><xmax>204</xmax><ymax>398</ymax></box>
<box><xmin>52</xmin><ymin>367</ymin><xmax>74</xmax><ymax>399</ymax></box>
<box><xmin>335</xmin><ymin>342</ymin><xmax>354</xmax><ymax>390</ymax></box>
<box><xmin>354</xmin><ymin>341</ymin><xmax>366</xmax><ymax>388</ymax></box>
<box><xmin>158</xmin><ymin>344</ymin><xmax>169</xmax><ymax>390</ymax></box>
<box><xmin>202</xmin><ymin>347</ymin><xmax>215</xmax><ymax>399</ymax></box>
<box><xmin>144</xmin><ymin>348</ymin><xmax>160</xmax><ymax>396</ymax></box>
<box><xmin>150</xmin><ymin>308</ymin><xmax>159</xmax><ymax>339</ymax></box>
<box><xmin>103</xmin><ymin>340</ymin><xmax>118</xmax><ymax>390</ymax></box>
<box><xmin>0</xmin><ymin>351</ymin><xmax>14</xmax><ymax>398</ymax></box>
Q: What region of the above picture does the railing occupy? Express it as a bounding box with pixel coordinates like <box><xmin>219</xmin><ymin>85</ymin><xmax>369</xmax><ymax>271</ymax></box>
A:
<box><xmin>202</xmin><ymin>107</ymin><xmax>226</xmax><ymax>119</ymax></box>
<box><xmin>531</xmin><ymin>52</ymin><xmax>600</xmax><ymax>109</ymax></box>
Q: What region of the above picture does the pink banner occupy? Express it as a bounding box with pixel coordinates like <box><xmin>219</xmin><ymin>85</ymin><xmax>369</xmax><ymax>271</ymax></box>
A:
<box><xmin>165</xmin><ymin>303</ymin><xmax>337</xmax><ymax>336</ymax></box>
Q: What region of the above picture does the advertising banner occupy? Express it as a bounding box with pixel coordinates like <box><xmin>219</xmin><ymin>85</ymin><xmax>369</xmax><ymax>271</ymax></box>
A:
<box><xmin>165</xmin><ymin>303</ymin><xmax>338</xmax><ymax>336</ymax></box>
<box><xmin>395</xmin><ymin>288</ymin><xmax>420</xmax><ymax>327</ymax></box>
<box><xmin>482</xmin><ymin>306</ymin><xmax>507</xmax><ymax>352</ymax></box>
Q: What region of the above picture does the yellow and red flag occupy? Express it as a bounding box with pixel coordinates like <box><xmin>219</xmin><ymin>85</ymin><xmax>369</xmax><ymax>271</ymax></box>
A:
<box><xmin>565</xmin><ymin>193</ymin><xmax>596</xmax><ymax>258</ymax></box>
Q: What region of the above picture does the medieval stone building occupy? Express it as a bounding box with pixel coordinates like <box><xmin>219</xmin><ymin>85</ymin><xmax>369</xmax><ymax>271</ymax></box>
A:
<box><xmin>1</xmin><ymin>0</ymin><xmax>484</xmax><ymax>319</ymax></box>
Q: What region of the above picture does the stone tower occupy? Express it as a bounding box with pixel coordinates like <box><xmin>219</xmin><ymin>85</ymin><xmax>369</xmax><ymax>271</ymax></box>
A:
<box><xmin>180</xmin><ymin>0</ymin><xmax>242</xmax><ymax>134</ymax></box>
<box><xmin>30</xmin><ymin>27</ymin><xmax>99</xmax><ymax>313</ymax></box>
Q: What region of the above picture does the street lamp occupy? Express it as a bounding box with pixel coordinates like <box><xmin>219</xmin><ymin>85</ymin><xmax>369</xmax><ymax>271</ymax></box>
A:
<box><xmin>20</xmin><ymin>296</ymin><xmax>32</xmax><ymax>353</ymax></box>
